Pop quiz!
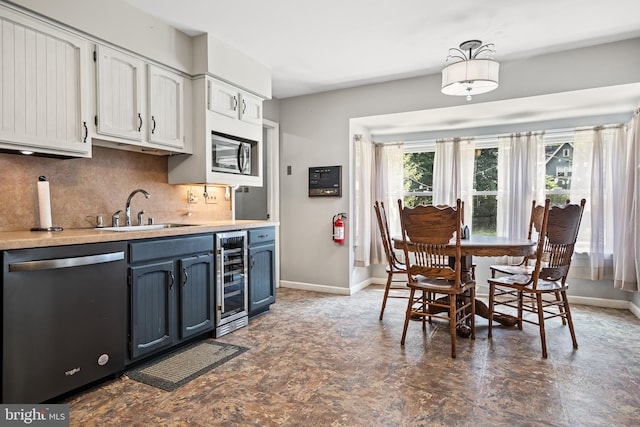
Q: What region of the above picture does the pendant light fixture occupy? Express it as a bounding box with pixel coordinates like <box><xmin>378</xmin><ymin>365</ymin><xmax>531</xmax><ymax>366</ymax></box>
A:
<box><xmin>441</xmin><ymin>40</ymin><xmax>499</xmax><ymax>101</ymax></box>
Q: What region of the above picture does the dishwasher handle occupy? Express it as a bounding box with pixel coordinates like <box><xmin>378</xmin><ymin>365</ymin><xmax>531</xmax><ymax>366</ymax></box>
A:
<box><xmin>9</xmin><ymin>252</ymin><xmax>125</xmax><ymax>272</ymax></box>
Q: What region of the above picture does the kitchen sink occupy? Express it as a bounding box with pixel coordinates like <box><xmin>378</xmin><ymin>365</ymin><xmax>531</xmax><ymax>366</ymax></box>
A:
<box><xmin>96</xmin><ymin>224</ymin><xmax>199</xmax><ymax>232</ymax></box>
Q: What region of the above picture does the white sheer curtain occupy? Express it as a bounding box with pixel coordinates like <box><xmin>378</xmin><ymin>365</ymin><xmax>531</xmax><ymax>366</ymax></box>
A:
<box><xmin>496</xmin><ymin>132</ymin><xmax>545</xmax><ymax>239</ymax></box>
<box><xmin>353</xmin><ymin>135</ymin><xmax>375</xmax><ymax>267</ymax></box>
<box><xmin>374</xmin><ymin>143</ymin><xmax>404</xmax><ymax>263</ymax></box>
<box><xmin>570</xmin><ymin>127</ymin><xmax>620</xmax><ymax>280</ymax></box>
<box><xmin>613</xmin><ymin>112</ymin><xmax>639</xmax><ymax>292</ymax></box>
<box><xmin>353</xmin><ymin>137</ymin><xmax>404</xmax><ymax>267</ymax></box>
<box><xmin>433</xmin><ymin>138</ymin><xmax>475</xmax><ymax>221</ymax></box>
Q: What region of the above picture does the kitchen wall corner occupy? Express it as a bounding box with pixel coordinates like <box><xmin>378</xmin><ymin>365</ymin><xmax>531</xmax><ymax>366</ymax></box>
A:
<box><xmin>0</xmin><ymin>146</ymin><xmax>232</xmax><ymax>231</ymax></box>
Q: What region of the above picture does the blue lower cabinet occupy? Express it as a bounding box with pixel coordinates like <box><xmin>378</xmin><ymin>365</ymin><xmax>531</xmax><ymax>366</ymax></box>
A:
<box><xmin>128</xmin><ymin>235</ymin><xmax>214</xmax><ymax>363</ymax></box>
<box><xmin>248</xmin><ymin>227</ymin><xmax>276</xmax><ymax>318</ymax></box>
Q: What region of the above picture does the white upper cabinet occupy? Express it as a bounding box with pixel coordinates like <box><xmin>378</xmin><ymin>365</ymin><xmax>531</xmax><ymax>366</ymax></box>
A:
<box><xmin>94</xmin><ymin>45</ymin><xmax>187</xmax><ymax>153</ymax></box>
<box><xmin>240</xmin><ymin>92</ymin><xmax>262</xmax><ymax>126</ymax></box>
<box><xmin>207</xmin><ymin>78</ymin><xmax>262</xmax><ymax>125</ymax></box>
<box><xmin>0</xmin><ymin>6</ymin><xmax>91</xmax><ymax>157</ymax></box>
<box><xmin>95</xmin><ymin>45</ymin><xmax>143</xmax><ymax>142</ymax></box>
<box><xmin>147</xmin><ymin>65</ymin><xmax>184</xmax><ymax>149</ymax></box>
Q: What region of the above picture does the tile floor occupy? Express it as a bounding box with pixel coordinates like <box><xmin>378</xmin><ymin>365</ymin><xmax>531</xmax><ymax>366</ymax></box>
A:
<box><xmin>64</xmin><ymin>286</ymin><xmax>640</xmax><ymax>426</ymax></box>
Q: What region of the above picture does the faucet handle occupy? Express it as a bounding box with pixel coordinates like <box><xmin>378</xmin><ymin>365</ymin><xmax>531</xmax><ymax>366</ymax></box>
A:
<box><xmin>137</xmin><ymin>210</ymin><xmax>146</xmax><ymax>226</ymax></box>
<box><xmin>112</xmin><ymin>210</ymin><xmax>122</xmax><ymax>227</ymax></box>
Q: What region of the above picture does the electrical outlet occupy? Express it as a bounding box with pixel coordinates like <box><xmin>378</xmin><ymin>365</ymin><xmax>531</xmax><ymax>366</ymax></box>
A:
<box><xmin>187</xmin><ymin>190</ymin><xmax>198</xmax><ymax>204</ymax></box>
<box><xmin>205</xmin><ymin>193</ymin><xmax>218</xmax><ymax>204</ymax></box>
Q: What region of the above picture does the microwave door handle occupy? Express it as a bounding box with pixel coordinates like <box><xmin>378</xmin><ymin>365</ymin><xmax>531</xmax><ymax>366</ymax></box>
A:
<box><xmin>237</xmin><ymin>143</ymin><xmax>249</xmax><ymax>174</ymax></box>
<box><xmin>237</xmin><ymin>145</ymin><xmax>244</xmax><ymax>173</ymax></box>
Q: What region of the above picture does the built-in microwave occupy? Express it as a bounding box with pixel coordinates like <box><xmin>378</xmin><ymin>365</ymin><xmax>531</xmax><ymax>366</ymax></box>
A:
<box><xmin>211</xmin><ymin>131</ymin><xmax>255</xmax><ymax>175</ymax></box>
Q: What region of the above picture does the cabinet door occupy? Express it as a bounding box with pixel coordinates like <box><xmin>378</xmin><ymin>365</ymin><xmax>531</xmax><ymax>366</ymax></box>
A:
<box><xmin>129</xmin><ymin>261</ymin><xmax>175</xmax><ymax>359</ymax></box>
<box><xmin>239</xmin><ymin>92</ymin><xmax>262</xmax><ymax>125</ymax></box>
<box><xmin>248</xmin><ymin>242</ymin><xmax>276</xmax><ymax>317</ymax></box>
<box><xmin>95</xmin><ymin>45</ymin><xmax>143</xmax><ymax>141</ymax></box>
<box><xmin>178</xmin><ymin>253</ymin><xmax>215</xmax><ymax>340</ymax></box>
<box><xmin>148</xmin><ymin>65</ymin><xmax>184</xmax><ymax>149</ymax></box>
<box><xmin>0</xmin><ymin>8</ymin><xmax>90</xmax><ymax>156</ymax></box>
<box><xmin>207</xmin><ymin>78</ymin><xmax>239</xmax><ymax>119</ymax></box>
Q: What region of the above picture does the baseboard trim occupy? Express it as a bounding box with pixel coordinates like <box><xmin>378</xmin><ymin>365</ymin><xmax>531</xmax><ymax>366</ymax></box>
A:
<box><xmin>279</xmin><ymin>280</ymin><xmax>351</xmax><ymax>295</ymax></box>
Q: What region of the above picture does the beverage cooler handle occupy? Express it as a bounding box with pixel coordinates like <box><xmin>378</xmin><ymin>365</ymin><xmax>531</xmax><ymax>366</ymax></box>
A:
<box><xmin>216</xmin><ymin>248</ymin><xmax>225</xmax><ymax>313</ymax></box>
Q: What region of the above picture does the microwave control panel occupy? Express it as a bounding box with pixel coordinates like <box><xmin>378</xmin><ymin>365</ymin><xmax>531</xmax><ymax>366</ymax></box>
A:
<box><xmin>309</xmin><ymin>166</ymin><xmax>342</xmax><ymax>197</ymax></box>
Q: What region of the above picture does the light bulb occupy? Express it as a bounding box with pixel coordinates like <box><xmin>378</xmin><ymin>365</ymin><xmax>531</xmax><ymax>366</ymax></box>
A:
<box><xmin>466</xmin><ymin>94</ymin><xmax>472</xmax><ymax>101</ymax></box>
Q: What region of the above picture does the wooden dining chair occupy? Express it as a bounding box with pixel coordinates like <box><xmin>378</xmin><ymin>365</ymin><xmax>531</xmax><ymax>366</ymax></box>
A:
<box><xmin>374</xmin><ymin>201</ymin><xmax>408</xmax><ymax>320</ymax></box>
<box><xmin>398</xmin><ymin>198</ymin><xmax>476</xmax><ymax>358</ymax></box>
<box><xmin>489</xmin><ymin>199</ymin><xmax>570</xmax><ymax>324</ymax></box>
<box><xmin>487</xmin><ymin>198</ymin><xmax>586</xmax><ymax>358</ymax></box>
<box><xmin>489</xmin><ymin>200</ymin><xmax>545</xmax><ymax>278</ymax></box>
<box><xmin>490</xmin><ymin>199</ymin><xmax>570</xmax><ymax>277</ymax></box>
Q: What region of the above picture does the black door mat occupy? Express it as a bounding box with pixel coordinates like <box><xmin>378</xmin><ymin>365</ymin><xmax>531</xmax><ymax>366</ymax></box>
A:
<box><xmin>125</xmin><ymin>339</ymin><xmax>249</xmax><ymax>391</ymax></box>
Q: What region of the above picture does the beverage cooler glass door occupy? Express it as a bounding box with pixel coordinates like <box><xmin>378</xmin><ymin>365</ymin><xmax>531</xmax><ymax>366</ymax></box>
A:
<box><xmin>215</xmin><ymin>231</ymin><xmax>249</xmax><ymax>337</ymax></box>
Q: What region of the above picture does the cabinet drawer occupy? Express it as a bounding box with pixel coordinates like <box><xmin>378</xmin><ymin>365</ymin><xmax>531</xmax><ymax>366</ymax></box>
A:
<box><xmin>129</xmin><ymin>235</ymin><xmax>213</xmax><ymax>263</ymax></box>
<box><xmin>248</xmin><ymin>227</ymin><xmax>275</xmax><ymax>245</ymax></box>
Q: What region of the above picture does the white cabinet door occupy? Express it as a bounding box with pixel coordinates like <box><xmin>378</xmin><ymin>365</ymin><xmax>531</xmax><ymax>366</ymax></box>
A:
<box><xmin>207</xmin><ymin>78</ymin><xmax>239</xmax><ymax>119</ymax></box>
<box><xmin>147</xmin><ymin>65</ymin><xmax>184</xmax><ymax>149</ymax></box>
<box><xmin>0</xmin><ymin>7</ymin><xmax>90</xmax><ymax>157</ymax></box>
<box><xmin>95</xmin><ymin>45</ymin><xmax>143</xmax><ymax>141</ymax></box>
<box><xmin>207</xmin><ymin>78</ymin><xmax>263</xmax><ymax>126</ymax></box>
<box><xmin>239</xmin><ymin>92</ymin><xmax>262</xmax><ymax>125</ymax></box>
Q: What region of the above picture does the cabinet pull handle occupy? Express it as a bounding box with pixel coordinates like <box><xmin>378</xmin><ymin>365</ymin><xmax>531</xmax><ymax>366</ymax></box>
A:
<box><xmin>183</xmin><ymin>267</ymin><xmax>188</xmax><ymax>287</ymax></box>
<box><xmin>137</xmin><ymin>113</ymin><xmax>142</xmax><ymax>131</ymax></box>
<box><xmin>242</xmin><ymin>99</ymin><xmax>247</xmax><ymax>114</ymax></box>
<box><xmin>250</xmin><ymin>255</ymin><xmax>255</xmax><ymax>269</ymax></box>
<box><xmin>169</xmin><ymin>271</ymin><xmax>175</xmax><ymax>290</ymax></box>
<box><xmin>151</xmin><ymin>116</ymin><xmax>156</xmax><ymax>134</ymax></box>
<box><xmin>83</xmin><ymin>121</ymin><xmax>88</xmax><ymax>142</ymax></box>
<box><xmin>232</xmin><ymin>96</ymin><xmax>238</xmax><ymax>111</ymax></box>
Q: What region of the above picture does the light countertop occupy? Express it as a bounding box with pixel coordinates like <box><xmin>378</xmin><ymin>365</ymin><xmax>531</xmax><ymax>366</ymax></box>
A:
<box><xmin>0</xmin><ymin>220</ymin><xmax>277</xmax><ymax>250</ymax></box>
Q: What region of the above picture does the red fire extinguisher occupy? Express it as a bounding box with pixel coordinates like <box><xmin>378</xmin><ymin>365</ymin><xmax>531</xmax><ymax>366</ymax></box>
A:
<box><xmin>332</xmin><ymin>213</ymin><xmax>347</xmax><ymax>244</ymax></box>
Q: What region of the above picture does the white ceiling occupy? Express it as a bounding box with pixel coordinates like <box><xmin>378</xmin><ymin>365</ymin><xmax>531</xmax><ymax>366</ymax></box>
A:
<box><xmin>125</xmin><ymin>0</ymin><xmax>640</xmax><ymax>99</ymax></box>
<box><xmin>123</xmin><ymin>0</ymin><xmax>640</xmax><ymax>136</ymax></box>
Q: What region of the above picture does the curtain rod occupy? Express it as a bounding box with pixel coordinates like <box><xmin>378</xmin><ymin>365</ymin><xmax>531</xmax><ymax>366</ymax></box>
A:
<box><xmin>397</xmin><ymin>123</ymin><xmax>626</xmax><ymax>147</ymax></box>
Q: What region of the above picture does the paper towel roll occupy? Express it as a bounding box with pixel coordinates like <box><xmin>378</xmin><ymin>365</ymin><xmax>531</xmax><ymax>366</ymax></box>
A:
<box><xmin>37</xmin><ymin>180</ymin><xmax>52</xmax><ymax>229</ymax></box>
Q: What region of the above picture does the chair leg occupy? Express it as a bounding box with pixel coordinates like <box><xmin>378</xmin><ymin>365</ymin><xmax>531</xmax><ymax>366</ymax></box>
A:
<box><xmin>450</xmin><ymin>294</ymin><xmax>457</xmax><ymax>358</ymax></box>
<box><xmin>379</xmin><ymin>273</ymin><xmax>393</xmax><ymax>320</ymax></box>
<box><xmin>561</xmin><ymin>290</ymin><xmax>578</xmax><ymax>349</ymax></box>
<box><xmin>420</xmin><ymin>290</ymin><xmax>427</xmax><ymax>331</ymax></box>
<box><xmin>517</xmin><ymin>291</ymin><xmax>524</xmax><ymax>330</ymax></box>
<box><xmin>536</xmin><ymin>293</ymin><xmax>548</xmax><ymax>358</ymax></box>
<box><xmin>470</xmin><ymin>286</ymin><xmax>476</xmax><ymax>340</ymax></box>
<box><xmin>488</xmin><ymin>283</ymin><xmax>494</xmax><ymax>338</ymax></box>
<box><xmin>400</xmin><ymin>288</ymin><xmax>415</xmax><ymax>346</ymax></box>
<box><xmin>555</xmin><ymin>290</ymin><xmax>567</xmax><ymax>325</ymax></box>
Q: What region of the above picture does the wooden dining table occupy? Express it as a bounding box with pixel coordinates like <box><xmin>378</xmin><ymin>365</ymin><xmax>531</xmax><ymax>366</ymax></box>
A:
<box><xmin>392</xmin><ymin>234</ymin><xmax>537</xmax><ymax>328</ymax></box>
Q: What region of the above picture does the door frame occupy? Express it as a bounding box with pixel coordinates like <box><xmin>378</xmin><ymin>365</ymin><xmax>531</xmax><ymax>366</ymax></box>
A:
<box><xmin>263</xmin><ymin>118</ymin><xmax>280</xmax><ymax>288</ymax></box>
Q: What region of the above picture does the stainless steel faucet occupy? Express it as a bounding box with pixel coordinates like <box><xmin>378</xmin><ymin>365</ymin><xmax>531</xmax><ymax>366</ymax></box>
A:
<box><xmin>125</xmin><ymin>189</ymin><xmax>151</xmax><ymax>226</ymax></box>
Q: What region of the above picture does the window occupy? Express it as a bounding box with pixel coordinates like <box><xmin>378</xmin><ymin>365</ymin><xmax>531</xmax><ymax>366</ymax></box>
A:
<box><xmin>403</xmin><ymin>134</ymin><xmax>578</xmax><ymax>234</ymax></box>
<box><xmin>472</xmin><ymin>145</ymin><xmax>498</xmax><ymax>235</ymax></box>
<box><xmin>403</xmin><ymin>149</ymin><xmax>434</xmax><ymax>207</ymax></box>
<box><xmin>544</xmin><ymin>138</ymin><xmax>573</xmax><ymax>204</ymax></box>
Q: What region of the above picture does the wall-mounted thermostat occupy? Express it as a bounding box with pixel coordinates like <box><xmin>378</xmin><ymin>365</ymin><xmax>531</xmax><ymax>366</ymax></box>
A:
<box><xmin>309</xmin><ymin>166</ymin><xmax>342</xmax><ymax>197</ymax></box>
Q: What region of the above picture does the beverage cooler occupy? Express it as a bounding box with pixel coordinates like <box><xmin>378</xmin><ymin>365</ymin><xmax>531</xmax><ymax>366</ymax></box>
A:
<box><xmin>214</xmin><ymin>231</ymin><xmax>249</xmax><ymax>337</ymax></box>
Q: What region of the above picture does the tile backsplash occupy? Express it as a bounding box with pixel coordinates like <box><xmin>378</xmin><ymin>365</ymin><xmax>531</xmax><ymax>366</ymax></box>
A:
<box><xmin>0</xmin><ymin>146</ymin><xmax>232</xmax><ymax>231</ymax></box>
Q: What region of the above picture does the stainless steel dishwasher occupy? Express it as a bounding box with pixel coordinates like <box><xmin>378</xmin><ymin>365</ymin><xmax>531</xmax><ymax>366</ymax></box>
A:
<box><xmin>2</xmin><ymin>242</ymin><xmax>127</xmax><ymax>403</ymax></box>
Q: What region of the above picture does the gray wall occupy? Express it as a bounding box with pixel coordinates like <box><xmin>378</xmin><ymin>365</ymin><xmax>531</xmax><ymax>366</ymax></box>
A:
<box><xmin>277</xmin><ymin>37</ymin><xmax>640</xmax><ymax>297</ymax></box>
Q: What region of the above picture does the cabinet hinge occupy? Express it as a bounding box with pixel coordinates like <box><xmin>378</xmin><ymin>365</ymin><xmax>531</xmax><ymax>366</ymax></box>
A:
<box><xmin>128</xmin><ymin>273</ymin><xmax>131</xmax><ymax>286</ymax></box>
